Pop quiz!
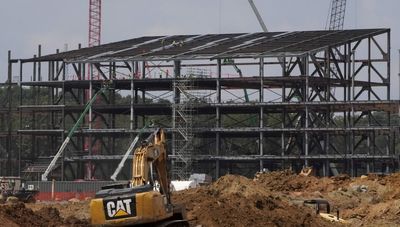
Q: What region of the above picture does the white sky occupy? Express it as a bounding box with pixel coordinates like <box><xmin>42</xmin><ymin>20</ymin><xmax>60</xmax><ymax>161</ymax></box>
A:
<box><xmin>1</xmin><ymin>0</ymin><xmax>399</xmax><ymax>97</ymax></box>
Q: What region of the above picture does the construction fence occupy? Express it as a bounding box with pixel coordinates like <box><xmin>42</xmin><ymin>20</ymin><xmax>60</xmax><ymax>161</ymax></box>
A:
<box><xmin>26</xmin><ymin>181</ymin><xmax>121</xmax><ymax>201</ymax></box>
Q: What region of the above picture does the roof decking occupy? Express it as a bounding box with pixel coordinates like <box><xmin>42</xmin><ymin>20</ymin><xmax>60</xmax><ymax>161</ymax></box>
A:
<box><xmin>22</xmin><ymin>29</ymin><xmax>388</xmax><ymax>63</ymax></box>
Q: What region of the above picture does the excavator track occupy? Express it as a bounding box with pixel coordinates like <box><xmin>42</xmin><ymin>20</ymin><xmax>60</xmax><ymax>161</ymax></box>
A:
<box><xmin>134</xmin><ymin>219</ymin><xmax>189</xmax><ymax>227</ymax></box>
<box><xmin>156</xmin><ymin>219</ymin><xmax>189</xmax><ymax>227</ymax></box>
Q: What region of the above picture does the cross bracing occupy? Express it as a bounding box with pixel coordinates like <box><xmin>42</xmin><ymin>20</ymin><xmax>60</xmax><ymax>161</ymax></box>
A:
<box><xmin>2</xmin><ymin>28</ymin><xmax>398</xmax><ymax>180</ymax></box>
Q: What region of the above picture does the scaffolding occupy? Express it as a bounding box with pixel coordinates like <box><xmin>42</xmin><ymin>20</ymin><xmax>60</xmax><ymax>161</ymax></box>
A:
<box><xmin>172</xmin><ymin>78</ymin><xmax>194</xmax><ymax>180</ymax></box>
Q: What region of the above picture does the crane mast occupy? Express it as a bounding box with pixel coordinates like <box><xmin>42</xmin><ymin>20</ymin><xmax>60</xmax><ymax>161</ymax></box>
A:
<box><xmin>327</xmin><ymin>0</ymin><xmax>347</xmax><ymax>176</ymax></box>
<box><xmin>85</xmin><ymin>0</ymin><xmax>102</xmax><ymax>179</ymax></box>
<box><xmin>89</xmin><ymin>0</ymin><xmax>101</xmax><ymax>47</ymax></box>
<box><xmin>328</xmin><ymin>0</ymin><xmax>347</xmax><ymax>30</ymax></box>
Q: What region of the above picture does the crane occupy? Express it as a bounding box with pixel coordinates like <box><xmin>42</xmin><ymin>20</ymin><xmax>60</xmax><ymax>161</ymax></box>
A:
<box><xmin>247</xmin><ymin>0</ymin><xmax>268</xmax><ymax>32</ymax></box>
<box><xmin>224</xmin><ymin>0</ymin><xmax>271</xmax><ymax>103</ymax></box>
<box><xmin>88</xmin><ymin>0</ymin><xmax>102</xmax><ymax>47</ymax></box>
<box><xmin>327</xmin><ymin>0</ymin><xmax>347</xmax><ymax>176</ymax></box>
<box><xmin>42</xmin><ymin>86</ymin><xmax>109</xmax><ymax>181</ymax></box>
<box><xmin>327</xmin><ymin>0</ymin><xmax>347</xmax><ymax>30</ymax></box>
<box><xmin>110</xmin><ymin>123</ymin><xmax>153</xmax><ymax>181</ymax></box>
<box><xmin>85</xmin><ymin>0</ymin><xmax>102</xmax><ymax>179</ymax></box>
<box><xmin>326</xmin><ymin>0</ymin><xmax>347</xmax><ymax>87</ymax></box>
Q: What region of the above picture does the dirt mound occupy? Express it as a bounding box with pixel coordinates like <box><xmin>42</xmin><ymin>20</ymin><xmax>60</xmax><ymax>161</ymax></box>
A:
<box><xmin>6</xmin><ymin>170</ymin><xmax>400</xmax><ymax>226</ymax></box>
<box><xmin>27</xmin><ymin>201</ymin><xmax>91</xmax><ymax>221</ymax></box>
<box><xmin>173</xmin><ymin>174</ymin><xmax>335</xmax><ymax>227</ymax></box>
<box><xmin>172</xmin><ymin>170</ymin><xmax>400</xmax><ymax>226</ymax></box>
<box><xmin>0</xmin><ymin>202</ymin><xmax>57</xmax><ymax>227</ymax></box>
<box><xmin>0</xmin><ymin>202</ymin><xmax>89</xmax><ymax>227</ymax></box>
<box><xmin>207</xmin><ymin>174</ymin><xmax>270</xmax><ymax>197</ymax></box>
<box><xmin>252</xmin><ymin>171</ymin><xmax>400</xmax><ymax>226</ymax></box>
<box><xmin>254</xmin><ymin>170</ymin><xmax>350</xmax><ymax>193</ymax></box>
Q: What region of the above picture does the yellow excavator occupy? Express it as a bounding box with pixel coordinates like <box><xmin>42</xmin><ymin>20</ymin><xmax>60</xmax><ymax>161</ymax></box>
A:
<box><xmin>90</xmin><ymin>128</ymin><xmax>188</xmax><ymax>226</ymax></box>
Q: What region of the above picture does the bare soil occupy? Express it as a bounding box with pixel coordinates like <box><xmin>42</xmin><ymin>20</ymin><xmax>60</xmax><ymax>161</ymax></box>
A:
<box><xmin>0</xmin><ymin>171</ymin><xmax>400</xmax><ymax>226</ymax></box>
<box><xmin>0</xmin><ymin>202</ymin><xmax>89</xmax><ymax>227</ymax></box>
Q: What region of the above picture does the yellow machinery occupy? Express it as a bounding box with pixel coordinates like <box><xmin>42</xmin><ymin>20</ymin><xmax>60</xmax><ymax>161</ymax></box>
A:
<box><xmin>90</xmin><ymin>129</ymin><xmax>188</xmax><ymax>226</ymax></box>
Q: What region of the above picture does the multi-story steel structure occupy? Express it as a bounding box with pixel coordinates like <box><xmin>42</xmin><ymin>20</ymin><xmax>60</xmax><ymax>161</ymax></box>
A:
<box><xmin>4</xmin><ymin>28</ymin><xmax>399</xmax><ymax>180</ymax></box>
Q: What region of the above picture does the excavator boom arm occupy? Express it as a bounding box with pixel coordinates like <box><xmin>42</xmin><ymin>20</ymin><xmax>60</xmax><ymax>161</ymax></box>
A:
<box><xmin>131</xmin><ymin>129</ymin><xmax>170</xmax><ymax>201</ymax></box>
<box><xmin>90</xmin><ymin>128</ymin><xmax>187</xmax><ymax>226</ymax></box>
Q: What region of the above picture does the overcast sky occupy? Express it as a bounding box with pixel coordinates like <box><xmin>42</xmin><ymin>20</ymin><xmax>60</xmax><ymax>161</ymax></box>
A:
<box><xmin>1</xmin><ymin>0</ymin><xmax>399</xmax><ymax>97</ymax></box>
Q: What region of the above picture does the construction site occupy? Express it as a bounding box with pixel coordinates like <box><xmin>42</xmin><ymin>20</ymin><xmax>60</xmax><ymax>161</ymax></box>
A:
<box><xmin>1</xmin><ymin>0</ymin><xmax>400</xmax><ymax>226</ymax></box>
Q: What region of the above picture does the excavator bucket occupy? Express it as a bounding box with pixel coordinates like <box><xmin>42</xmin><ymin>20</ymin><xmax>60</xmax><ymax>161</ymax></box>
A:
<box><xmin>299</xmin><ymin>166</ymin><xmax>313</xmax><ymax>176</ymax></box>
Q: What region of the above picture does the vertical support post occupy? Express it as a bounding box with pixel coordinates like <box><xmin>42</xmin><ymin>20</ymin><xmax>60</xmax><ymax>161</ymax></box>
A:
<box><xmin>32</xmin><ymin>54</ymin><xmax>37</xmax><ymax>163</ymax></box>
<box><xmin>259</xmin><ymin>57</ymin><xmax>264</xmax><ymax>171</ymax></box>
<box><xmin>398</xmin><ymin>49</ymin><xmax>400</xmax><ymax>104</ymax></box>
<box><xmin>367</xmin><ymin>37</ymin><xmax>371</xmax><ymax>173</ymax></box>
<box><xmin>130</xmin><ymin>61</ymin><xmax>135</xmax><ymax>132</ymax></box>
<box><xmin>6</xmin><ymin>51</ymin><xmax>12</xmax><ymax>175</ymax></box>
<box><xmin>141</xmin><ymin>61</ymin><xmax>146</xmax><ymax>79</ymax></box>
<box><xmin>89</xmin><ymin>64</ymin><xmax>93</xmax><ymax>129</ymax></box>
<box><xmin>134</xmin><ymin>86</ymin><xmax>138</xmax><ymax>129</ymax></box>
<box><xmin>350</xmin><ymin>49</ymin><xmax>356</xmax><ymax>177</ymax></box>
<box><xmin>325</xmin><ymin>48</ymin><xmax>332</xmax><ymax>177</ymax></box>
<box><xmin>216</xmin><ymin>59</ymin><xmax>222</xmax><ymax>178</ymax></box>
<box><xmin>18</xmin><ymin>61</ymin><xmax>23</xmax><ymax>176</ymax></box>
<box><xmin>38</xmin><ymin>45</ymin><xmax>42</xmax><ymax>81</ymax></box>
<box><xmin>18</xmin><ymin>59</ymin><xmax>24</xmax><ymax>177</ymax></box>
<box><xmin>19</xmin><ymin>54</ymin><xmax>25</xmax><ymax>178</ymax></box>
<box><xmin>87</xmin><ymin>63</ymin><xmax>94</xmax><ymax>179</ymax></box>
<box><xmin>49</xmin><ymin>60</ymin><xmax>55</xmax><ymax>176</ymax></box>
<box><xmin>172</xmin><ymin>60</ymin><xmax>181</xmax><ymax>167</ymax></box>
<box><xmin>61</xmin><ymin>64</ymin><xmax>66</xmax><ymax>180</ymax></box>
<box><xmin>398</xmin><ymin>49</ymin><xmax>400</xmax><ymax>172</ymax></box>
<box><xmin>37</xmin><ymin>45</ymin><xmax>42</xmax><ymax>160</ymax></box>
<box><xmin>141</xmin><ymin>61</ymin><xmax>146</xmax><ymax>126</ymax></box>
<box><xmin>344</xmin><ymin>43</ymin><xmax>351</xmax><ymax>175</ymax></box>
<box><xmin>281</xmin><ymin>57</ymin><xmax>286</xmax><ymax>162</ymax></box>
<box><xmin>51</xmin><ymin>179</ymin><xmax>55</xmax><ymax>200</ymax></box>
<box><xmin>304</xmin><ymin>55</ymin><xmax>309</xmax><ymax>167</ymax></box>
<box><xmin>386</xmin><ymin>31</ymin><xmax>391</xmax><ymax>173</ymax></box>
<box><xmin>387</xmin><ymin>31</ymin><xmax>391</xmax><ymax>101</ymax></box>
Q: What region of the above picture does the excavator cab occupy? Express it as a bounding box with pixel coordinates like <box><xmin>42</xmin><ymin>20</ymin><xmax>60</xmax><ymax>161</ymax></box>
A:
<box><xmin>90</xmin><ymin>129</ymin><xmax>188</xmax><ymax>226</ymax></box>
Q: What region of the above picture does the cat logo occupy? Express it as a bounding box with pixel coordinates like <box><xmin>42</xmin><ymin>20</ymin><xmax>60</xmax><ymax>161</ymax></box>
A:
<box><xmin>103</xmin><ymin>197</ymin><xmax>136</xmax><ymax>220</ymax></box>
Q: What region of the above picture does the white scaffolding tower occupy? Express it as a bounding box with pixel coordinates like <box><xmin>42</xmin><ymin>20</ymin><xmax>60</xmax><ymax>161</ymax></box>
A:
<box><xmin>172</xmin><ymin>78</ymin><xmax>194</xmax><ymax>180</ymax></box>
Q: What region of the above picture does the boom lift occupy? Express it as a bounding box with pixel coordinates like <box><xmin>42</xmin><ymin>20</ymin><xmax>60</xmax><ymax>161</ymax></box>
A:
<box><xmin>41</xmin><ymin>85</ymin><xmax>109</xmax><ymax>181</ymax></box>
<box><xmin>90</xmin><ymin>128</ymin><xmax>188</xmax><ymax>226</ymax></box>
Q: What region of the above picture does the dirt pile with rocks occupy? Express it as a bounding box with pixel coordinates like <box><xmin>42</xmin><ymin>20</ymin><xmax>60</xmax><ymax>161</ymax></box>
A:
<box><xmin>0</xmin><ymin>202</ymin><xmax>89</xmax><ymax>227</ymax></box>
<box><xmin>173</xmin><ymin>171</ymin><xmax>400</xmax><ymax>227</ymax></box>
<box><xmin>1</xmin><ymin>171</ymin><xmax>400</xmax><ymax>226</ymax></box>
<box><xmin>172</xmin><ymin>174</ymin><xmax>336</xmax><ymax>227</ymax></box>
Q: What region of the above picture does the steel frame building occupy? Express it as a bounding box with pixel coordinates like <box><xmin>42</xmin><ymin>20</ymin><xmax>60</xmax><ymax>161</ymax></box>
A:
<box><xmin>4</xmin><ymin>28</ymin><xmax>399</xmax><ymax>180</ymax></box>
